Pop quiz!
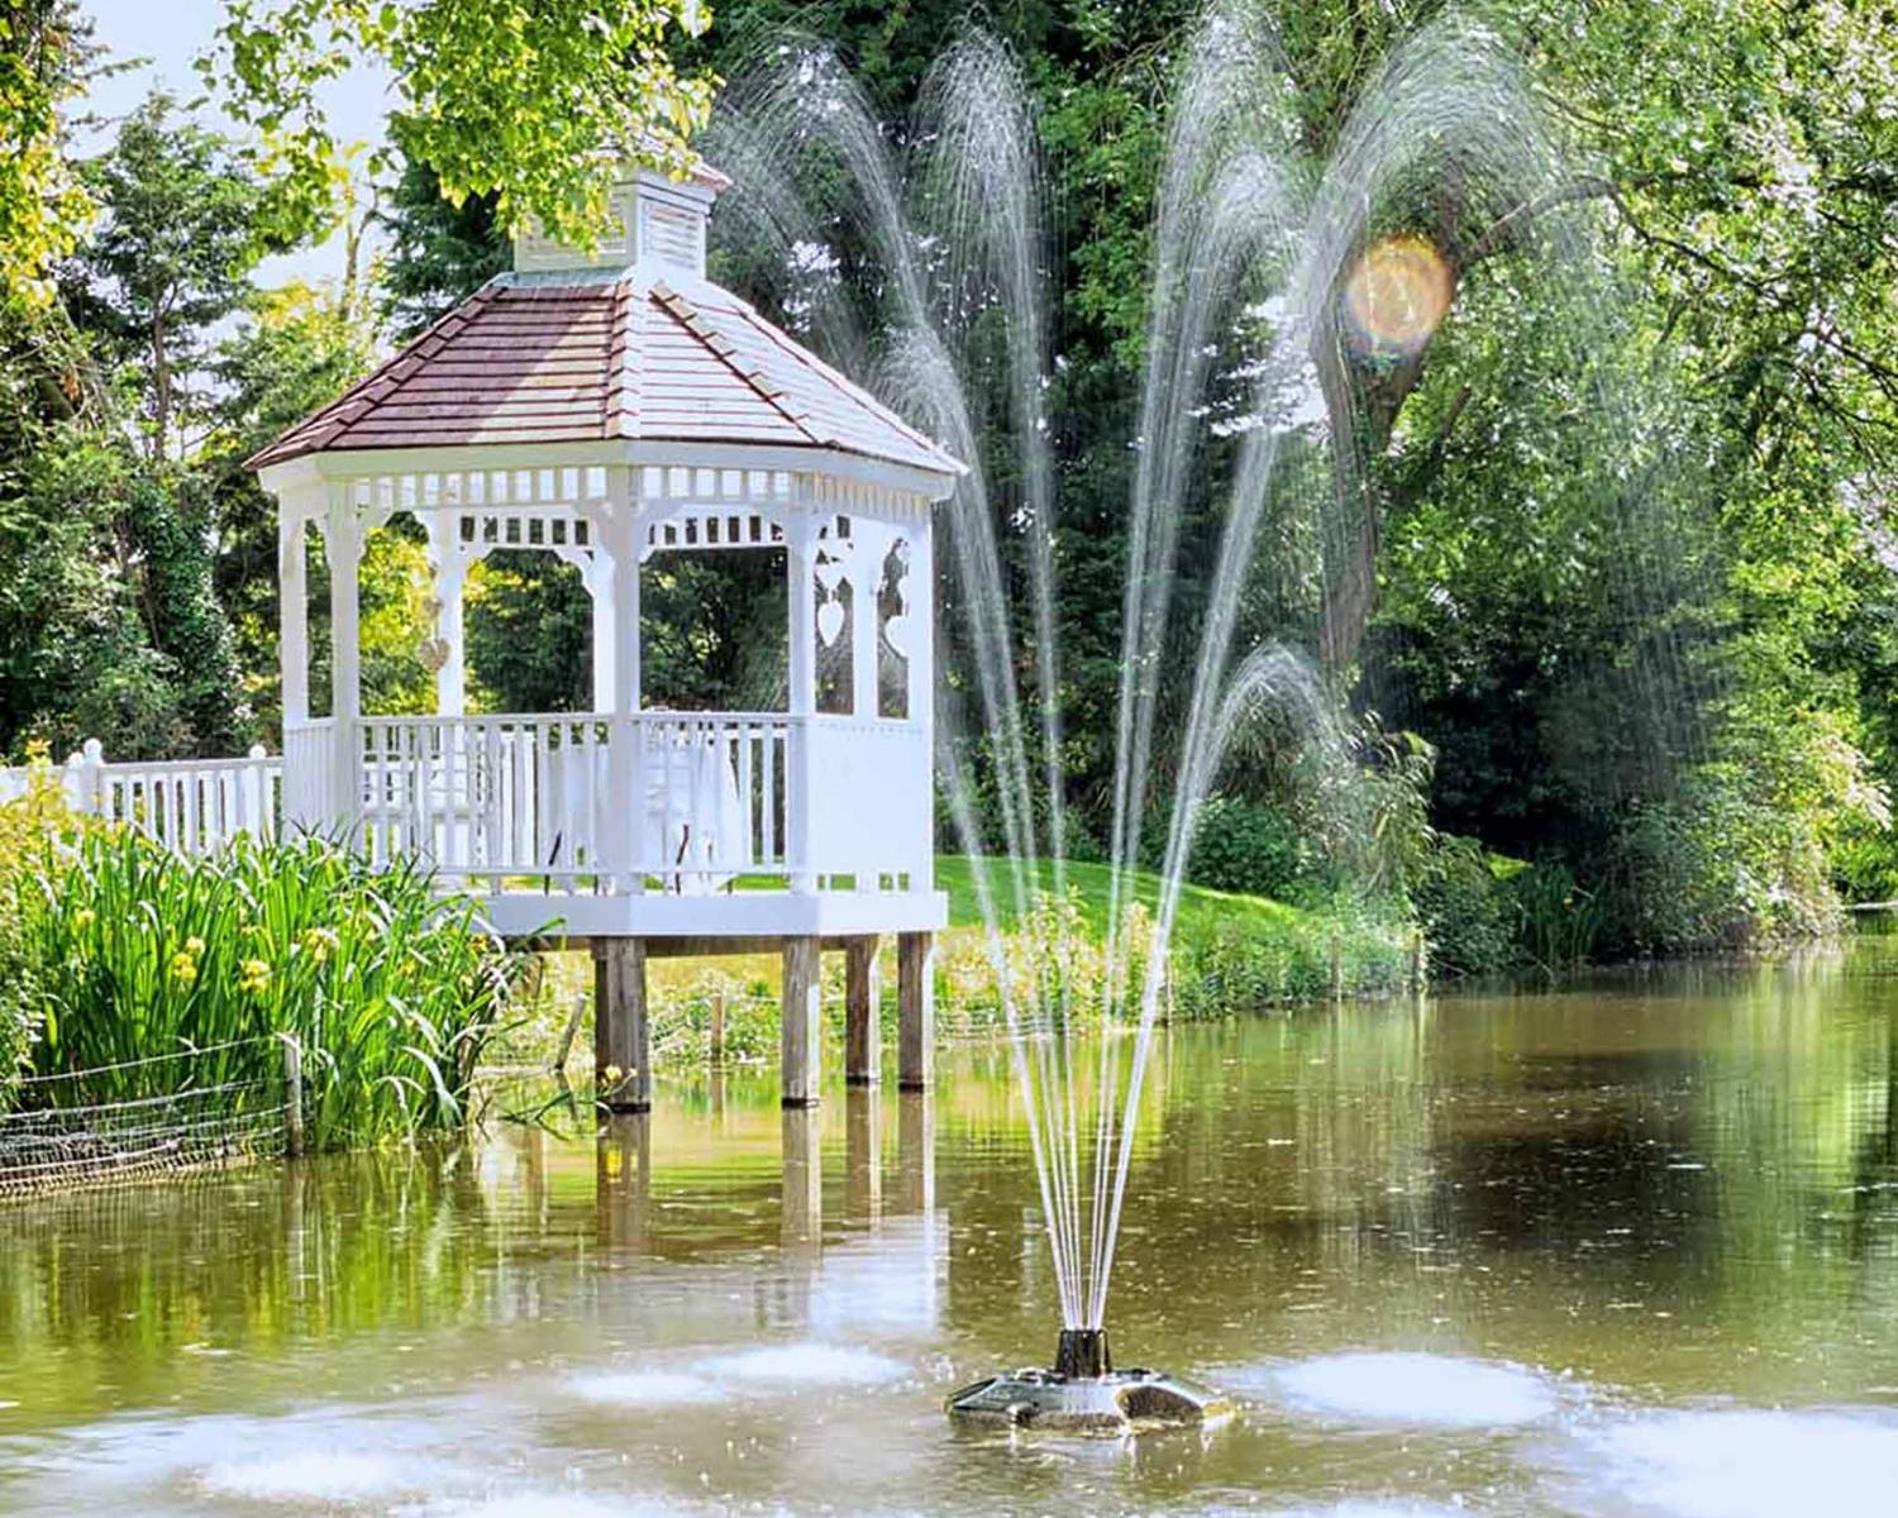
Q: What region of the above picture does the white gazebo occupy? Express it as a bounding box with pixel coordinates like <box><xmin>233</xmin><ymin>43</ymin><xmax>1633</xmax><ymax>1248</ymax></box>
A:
<box><xmin>250</xmin><ymin>158</ymin><xmax>962</xmax><ymax>1111</ymax></box>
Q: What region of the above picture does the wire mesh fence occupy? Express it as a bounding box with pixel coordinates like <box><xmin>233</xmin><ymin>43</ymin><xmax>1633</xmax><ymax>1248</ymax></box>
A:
<box><xmin>0</xmin><ymin>1038</ymin><xmax>296</xmax><ymax>1201</ymax></box>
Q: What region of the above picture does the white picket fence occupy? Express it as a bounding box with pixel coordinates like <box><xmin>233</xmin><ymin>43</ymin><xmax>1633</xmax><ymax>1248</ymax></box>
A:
<box><xmin>0</xmin><ymin>740</ymin><xmax>282</xmax><ymax>854</ymax></box>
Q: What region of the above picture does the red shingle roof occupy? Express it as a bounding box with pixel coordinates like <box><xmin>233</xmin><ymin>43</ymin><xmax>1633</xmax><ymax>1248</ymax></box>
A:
<box><xmin>247</xmin><ymin>273</ymin><xmax>962</xmax><ymax>477</ymax></box>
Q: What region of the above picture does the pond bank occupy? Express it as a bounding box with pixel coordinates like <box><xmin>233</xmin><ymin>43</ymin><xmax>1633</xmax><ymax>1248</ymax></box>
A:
<box><xmin>495</xmin><ymin>855</ymin><xmax>1417</xmax><ymax>1074</ymax></box>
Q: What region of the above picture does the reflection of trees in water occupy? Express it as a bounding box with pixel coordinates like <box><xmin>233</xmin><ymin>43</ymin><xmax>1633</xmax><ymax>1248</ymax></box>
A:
<box><xmin>0</xmin><ymin>1142</ymin><xmax>496</xmax><ymax>1418</ymax></box>
<box><xmin>936</xmin><ymin>969</ymin><xmax>1898</xmax><ymax>1381</ymax></box>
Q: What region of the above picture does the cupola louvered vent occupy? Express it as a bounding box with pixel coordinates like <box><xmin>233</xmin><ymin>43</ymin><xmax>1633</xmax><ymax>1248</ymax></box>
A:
<box><xmin>512</xmin><ymin>164</ymin><xmax>721</xmax><ymax>279</ymax></box>
<box><xmin>641</xmin><ymin>200</ymin><xmax>705</xmax><ymax>273</ymax></box>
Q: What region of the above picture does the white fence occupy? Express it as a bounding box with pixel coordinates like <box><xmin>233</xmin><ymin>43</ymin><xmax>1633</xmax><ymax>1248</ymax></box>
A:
<box><xmin>0</xmin><ymin>740</ymin><xmax>281</xmax><ymax>854</ymax></box>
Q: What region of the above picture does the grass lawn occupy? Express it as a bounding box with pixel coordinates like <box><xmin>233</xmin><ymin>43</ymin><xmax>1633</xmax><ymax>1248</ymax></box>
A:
<box><xmin>936</xmin><ymin>854</ymin><xmax>1320</xmax><ymax>941</ymax></box>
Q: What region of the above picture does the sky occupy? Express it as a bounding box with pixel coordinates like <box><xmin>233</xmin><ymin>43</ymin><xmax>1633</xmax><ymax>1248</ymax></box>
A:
<box><xmin>80</xmin><ymin>0</ymin><xmax>393</xmax><ymax>288</ymax></box>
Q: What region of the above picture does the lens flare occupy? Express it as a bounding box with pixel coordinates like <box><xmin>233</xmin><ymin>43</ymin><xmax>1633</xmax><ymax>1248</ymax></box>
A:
<box><xmin>1343</xmin><ymin>235</ymin><xmax>1453</xmax><ymax>358</ymax></box>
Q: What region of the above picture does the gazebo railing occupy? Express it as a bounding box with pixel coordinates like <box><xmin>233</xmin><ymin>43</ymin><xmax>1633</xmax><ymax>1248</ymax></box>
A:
<box><xmin>354</xmin><ymin>712</ymin><xmax>821</xmax><ymax>890</ymax></box>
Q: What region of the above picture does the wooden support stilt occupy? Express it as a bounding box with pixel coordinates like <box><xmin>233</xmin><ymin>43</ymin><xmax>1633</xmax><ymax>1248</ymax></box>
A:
<box><xmin>781</xmin><ymin>935</ymin><xmax>822</xmax><ymax>1108</ymax></box>
<box><xmin>594</xmin><ymin>937</ymin><xmax>651</xmax><ymax>1112</ymax></box>
<box><xmin>897</xmin><ymin>930</ymin><xmax>935</xmax><ymax>1092</ymax></box>
<box><xmin>844</xmin><ymin>935</ymin><xmax>881</xmax><ymax>1086</ymax></box>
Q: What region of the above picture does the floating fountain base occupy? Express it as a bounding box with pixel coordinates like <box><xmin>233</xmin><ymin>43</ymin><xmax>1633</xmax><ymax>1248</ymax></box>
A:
<box><xmin>946</xmin><ymin>1331</ymin><xmax>1231</xmax><ymax>1436</ymax></box>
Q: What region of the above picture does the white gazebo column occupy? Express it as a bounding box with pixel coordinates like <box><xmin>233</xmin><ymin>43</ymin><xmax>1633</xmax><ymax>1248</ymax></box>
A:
<box><xmin>278</xmin><ymin>512</ymin><xmax>309</xmax><ymax>727</ymax></box>
<box><xmin>898</xmin><ymin>519</ymin><xmax>936</xmax><ymax>1091</ymax></box>
<box><xmin>908</xmin><ymin>523</ymin><xmax>934</xmax><ymax>736</ymax></box>
<box><xmin>324</xmin><ymin>484</ymin><xmax>363</xmax><ymax>826</ymax></box>
<box><xmin>602</xmin><ymin>469</ymin><xmax>642</xmax><ymax>885</ymax></box>
<box><xmin>423</xmin><ymin>517</ymin><xmax>468</xmax><ymax>718</ymax></box>
<box><xmin>786</xmin><ymin>511</ymin><xmax>818</xmax><ymax>892</ymax></box>
<box><xmin>580</xmin><ymin>551</ymin><xmax>617</xmax><ymax>713</ymax></box>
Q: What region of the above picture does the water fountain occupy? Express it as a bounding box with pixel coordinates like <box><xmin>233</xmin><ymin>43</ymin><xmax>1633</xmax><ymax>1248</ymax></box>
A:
<box><xmin>711</xmin><ymin>0</ymin><xmax>1575</xmax><ymax>1435</ymax></box>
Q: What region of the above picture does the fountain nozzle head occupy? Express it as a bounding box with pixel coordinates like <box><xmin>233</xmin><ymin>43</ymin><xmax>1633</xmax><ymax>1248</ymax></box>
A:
<box><xmin>1053</xmin><ymin>1328</ymin><xmax>1111</xmax><ymax>1380</ymax></box>
<box><xmin>946</xmin><ymin>1327</ymin><xmax>1229</xmax><ymax>1435</ymax></box>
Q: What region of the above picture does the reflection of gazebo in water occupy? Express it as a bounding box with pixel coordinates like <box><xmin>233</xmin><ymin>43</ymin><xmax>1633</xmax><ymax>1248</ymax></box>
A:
<box><xmin>249</xmin><ymin>158</ymin><xmax>963</xmax><ymax>1112</ymax></box>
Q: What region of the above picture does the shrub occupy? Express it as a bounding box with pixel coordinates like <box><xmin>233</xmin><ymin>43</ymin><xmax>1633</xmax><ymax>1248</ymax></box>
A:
<box><xmin>1511</xmin><ymin>859</ymin><xmax>1606</xmax><ymax>971</ymax></box>
<box><xmin>14</xmin><ymin>828</ymin><xmax>523</xmax><ymax>1147</ymax></box>
<box><xmin>937</xmin><ymin>890</ymin><xmax>1153</xmax><ymax>1033</ymax></box>
<box><xmin>1599</xmin><ymin>778</ymin><xmax>1844</xmax><ymax>954</ymax></box>
<box><xmin>1183</xmin><ymin>796</ymin><xmax>1317</xmax><ymax>901</ymax></box>
<box><xmin>1172</xmin><ymin>903</ymin><xmax>1409</xmax><ymax>1013</ymax></box>
<box><xmin>1414</xmin><ymin>834</ymin><xmax>1521</xmax><ymax>978</ymax></box>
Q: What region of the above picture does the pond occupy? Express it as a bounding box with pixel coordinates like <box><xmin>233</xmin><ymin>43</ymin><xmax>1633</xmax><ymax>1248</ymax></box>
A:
<box><xmin>4</xmin><ymin>948</ymin><xmax>1898</xmax><ymax>1515</ymax></box>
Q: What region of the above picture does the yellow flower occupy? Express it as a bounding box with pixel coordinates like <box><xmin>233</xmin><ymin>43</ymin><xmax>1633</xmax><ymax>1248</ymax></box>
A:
<box><xmin>72</xmin><ymin>908</ymin><xmax>96</xmax><ymax>931</ymax></box>
<box><xmin>603</xmin><ymin>1065</ymin><xmax>623</xmax><ymax>1083</ymax></box>
<box><xmin>169</xmin><ymin>952</ymin><xmax>198</xmax><ymax>986</ymax></box>
<box><xmin>184</xmin><ymin>936</ymin><xmax>205</xmax><ymax>957</ymax></box>
<box><xmin>237</xmin><ymin>958</ymin><xmax>272</xmax><ymax>996</ymax></box>
<box><xmin>300</xmin><ymin>927</ymin><xmax>339</xmax><ymax>964</ymax></box>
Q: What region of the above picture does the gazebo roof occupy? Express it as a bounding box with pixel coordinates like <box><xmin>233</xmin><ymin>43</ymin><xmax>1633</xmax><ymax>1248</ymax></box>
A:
<box><xmin>246</xmin><ymin>269</ymin><xmax>963</xmax><ymax>479</ymax></box>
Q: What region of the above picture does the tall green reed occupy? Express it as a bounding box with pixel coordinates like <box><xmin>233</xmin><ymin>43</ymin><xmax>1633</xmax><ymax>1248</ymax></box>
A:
<box><xmin>15</xmin><ymin>827</ymin><xmax>523</xmax><ymax>1148</ymax></box>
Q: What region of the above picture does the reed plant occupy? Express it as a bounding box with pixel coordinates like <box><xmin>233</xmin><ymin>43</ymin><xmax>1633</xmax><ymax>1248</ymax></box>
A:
<box><xmin>0</xmin><ymin>748</ymin><xmax>66</xmax><ymax>1103</ymax></box>
<box><xmin>14</xmin><ymin>827</ymin><xmax>523</xmax><ymax>1147</ymax></box>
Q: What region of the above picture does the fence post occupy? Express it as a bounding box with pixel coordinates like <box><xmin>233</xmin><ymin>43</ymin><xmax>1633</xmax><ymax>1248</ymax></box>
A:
<box><xmin>552</xmin><ymin>989</ymin><xmax>587</xmax><ymax>1073</ymax></box>
<box><xmin>243</xmin><ymin>744</ymin><xmax>268</xmax><ymax>837</ymax></box>
<box><xmin>282</xmin><ymin>1035</ymin><xmax>306</xmax><ymax>1159</ymax></box>
<box><xmin>65</xmin><ymin>740</ymin><xmax>105</xmax><ymax>817</ymax></box>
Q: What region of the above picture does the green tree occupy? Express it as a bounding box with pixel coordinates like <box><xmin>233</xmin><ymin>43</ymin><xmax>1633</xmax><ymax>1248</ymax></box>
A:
<box><xmin>63</xmin><ymin>90</ymin><xmax>288</xmax><ymax>458</ymax></box>
<box><xmin>208</xmin><ymin>0</ymin><xmax>715</xmax><ymax>250</ymax></box>
<box><xmin>0</xmin><ymin>0</ymin><xmax>92</xmax><ymax>310</ymax></box>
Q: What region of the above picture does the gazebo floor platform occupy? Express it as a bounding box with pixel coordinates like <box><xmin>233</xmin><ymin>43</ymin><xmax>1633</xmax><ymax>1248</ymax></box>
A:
<box><xmin>480</xmin><ymin>889</ymin><xmax>947</xmax><ymax>1113</ymax></box>
<box><xmin>473</xmin><ymin>886</ymin><xmax>948</xmax><ymax>944</ymax></box>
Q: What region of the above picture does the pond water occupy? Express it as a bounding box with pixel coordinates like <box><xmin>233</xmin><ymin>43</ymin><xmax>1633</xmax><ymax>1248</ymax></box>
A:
<box><xmin>5</xmin><ymin>949</ymin><xmax>1898</xmax><ymax>1515</ymax></box>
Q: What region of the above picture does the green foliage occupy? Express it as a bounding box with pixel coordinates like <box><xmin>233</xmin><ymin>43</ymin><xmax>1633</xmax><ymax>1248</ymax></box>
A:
<box><xmin>12</xmin><ymin>827</ymin><xmax>522</xmax><ymax>1147</ymax></box>
<box><xmin>1511</xmin><ymin>860</ymin><xmax>1606</xmax><ymax>973</ymax></box>
<box><xmin>1184</xmin><ymin>795</ymin><xmax>1317</xmax><ymax>901</ymax></box>
<box><xmin>1413</xmin><ymin>834</ymin><xmax>1521</xmax><ymax>979</ymax></box>
<box><xmin>208</xmin><ymin>0</ymin><xmax>715</xmax><ymax>250</ymax></box>
<box><xmin>0</xmin><ymin>0</ymin><xmax>92</xmax><ymax>309</ymax></box>
<box><xmin>0</xmin><ymin>750</ymin><xmax>63</xmax><ymax>1107</ymax></box>
<box><xmin>375</xmin><ymin>151</ymin><xmax>509</xmax><ymax>341</ymax></box>
<box><xmin>63</xmin><ymin>91</ymin><xmax>291</xmax><ymax>456</ymax></box>
<box><xmin>934</xmin><ymin>854</ymin><xmax>1409</xmax><ymax>1022</ymax></box>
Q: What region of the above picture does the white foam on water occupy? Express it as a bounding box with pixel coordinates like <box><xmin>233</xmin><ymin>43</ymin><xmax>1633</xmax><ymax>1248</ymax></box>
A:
<box><xmin>1270</xmin><ymin>1505</ymin><xmax>1478</xmax><ymax>1518</ymax></box>
<box><xmin>565</xmin><ymin>1370</ymin><xmax>728</xmax><ymax>1407</ymax></box>
<box><xmin>1564</xmin><ymin>1407</ymin><xmax>1898</xmax><ymax>1518</ymax></box>
<box><xmin>1240</xmin><ymin>1351</ymin><xmax>1563</xmax><ymax>1429</ymax></box>
<box><xmin>423</xmin><ymin>1497</ymin><xmax>641</xmax><ymax>1518</ymax></box>
<box><xmin>197</xmin><ymin>1449</ymin><xmax>419</xmax><ymax>1503</ymax></box>
<box><xmin>691</xmin><ymin>1343</ymin><xmax>909</xmax><ymax>1389</ymax></box>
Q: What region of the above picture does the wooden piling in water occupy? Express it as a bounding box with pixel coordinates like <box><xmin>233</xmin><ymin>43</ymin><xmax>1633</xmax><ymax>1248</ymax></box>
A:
<box><xmin>845</xmin><ymin>935</ymin><xmax>882</xmax><ymax>1086</ymax></box>
<box><xmin>593</xmin><ymin>938</ymin><xmax>651</xmax><ymax>1112</ymax></box>
<box><xmin>282</xmin><ymin>1035</ymin><xmax>305</xmax><ymax>1160</ymax></box>
<box><xmin>897</xmin><ymin>931</ymin><xmax>935</xmax><ymax>1092</ymax></box>
<box><xmin>781</xmin><ymin>936</ymin><xmax>822</xmax><ymax>1108</ymax></box>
